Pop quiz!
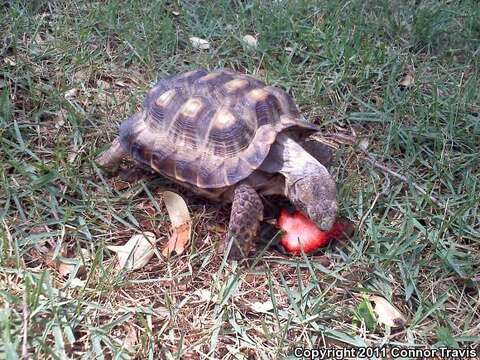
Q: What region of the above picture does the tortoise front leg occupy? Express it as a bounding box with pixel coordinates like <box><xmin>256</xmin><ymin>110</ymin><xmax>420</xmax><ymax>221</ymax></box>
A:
<box><xmin>96</xmin><ymin>137</ymin><xmax>127</xmax><ymax>174</ymax></box>
<box><xmin>227</xmin><ymin>183</ymin><xmax>264</xmax><ymax>260</ymax></box>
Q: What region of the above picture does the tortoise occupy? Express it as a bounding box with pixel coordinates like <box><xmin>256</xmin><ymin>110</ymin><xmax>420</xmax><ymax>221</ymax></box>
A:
<box><xmin>96</xmin><ymin>68</ymin><xmax>337</xmax><ymax>259</ymax></box>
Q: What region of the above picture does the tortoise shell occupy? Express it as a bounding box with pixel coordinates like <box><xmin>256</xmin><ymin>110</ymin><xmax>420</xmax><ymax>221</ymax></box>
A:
<box><xmin>119</xmin><ymin>69</ymin><xmax>319</xmax><ymax>188</ymax></box>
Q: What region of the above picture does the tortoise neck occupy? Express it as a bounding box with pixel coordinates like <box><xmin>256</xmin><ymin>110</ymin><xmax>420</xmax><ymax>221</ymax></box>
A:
<box><xmin>259</xmin><ymin>133</ymin><xmax>330</xmax><ymax>187</ymax></box>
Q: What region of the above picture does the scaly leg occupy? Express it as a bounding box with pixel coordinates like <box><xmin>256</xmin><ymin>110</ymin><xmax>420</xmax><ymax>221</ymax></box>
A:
<box><xmin>96</xmin><ymin>137</ymin><xmax>127</xmax><ymax>174</ymax></box>
<box><xmin>227</xmin><ymin>183</ymin><xmax>264</xmax><ymax>260</ymax></box>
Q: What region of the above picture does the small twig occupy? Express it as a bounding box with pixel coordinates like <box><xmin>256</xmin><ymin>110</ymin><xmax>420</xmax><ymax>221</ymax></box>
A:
<box><xmin>362</xmin><ymin>150</ymin><xmax>448</xmax><ymax>211</ymax></box>
<box><xmin>358</xmin><ymin>192</ymin><xmax>381</xmax><ymax>232</ymax></box>
<box><xmin>325</xmin><ymin>130</ymin><xmax>451</xmax><ymax>215</ymax></box>
<box><xmin>326</xmin><ymin>132</ymin><xmax>356</xmax><ymax>145</ymax></box>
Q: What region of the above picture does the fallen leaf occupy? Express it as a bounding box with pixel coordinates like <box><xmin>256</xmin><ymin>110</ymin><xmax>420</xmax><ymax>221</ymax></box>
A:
<box><xmin>162</xmin><ymin>223</ymin><xmax>190</xmax><ymax>257</ymax></box>
<box><xmin>312</xmin><ymin>255</ymin><xmax>332</xmax><ymax>267</ymax></box>
<box><xmin>161</xmin><ymin>191</ymin><xmax>192</xmax><ymax>256</ymax></box>
<box><xmin>38</xmin><ymin>244</ymin><xmax>88</xmax><ymax>279</ymax></box>
<box><xmin>111</xmin><ymin>323</ymin><xmax>138</xmax><ymax>353</ymax></box>
<box><xmin>112</xmin><ymin>180</ymin><xmax>130</xmax><ymax>191</ymax></box>
<box><xmin>96</xmin><ymin>79</ymin><xmax>110</xmax><ymax>89</ymax></box>
<box><xmin>370</xmin><ymin>295</ymin><xmax>406</xmax><ymax>328</ymax></box>
<box><xmin>207</xmin><ymin>223</ymin><xmax>227</xmax><ymax>234</ymax></box>
<box><xmin>153</xmin><ymin>306</ymin><xmax>171</xmax><ymax>318</ymax></box>
<box><xmin>193</xmin><ymin>288</ymin><xmax>216</xmax><ymax>303</ymax></box>
<box><xmin>74</xmin><ymin>69</ymin><xmax>90</xmax><ymax>82</ymax></box>
<box><xmin>163</xmin><ymin>191</ymin><xmax>190</xmax><ymax>228</ymax></box>
<box><xmin>115</xmin><ymin>80</ymin><xmax>129</xmax><ymax>88</ymax></box>
<box><xmin>399</xmin><ymin>74</ymin><xmax>414</xmax><ymax>88</ymax></box>
<box><xmin>69</xmin><ymin>278</ymin><xmax>86</xmax><ymax>288</ymax></box>
<box><xmin>249</xmin><ymin>300</ymin><xmax>274</xmax><ymax>313</ymax></box>
<box><xmin>67</xmin><ymin>142</ymin><xmax>79</xmax><ymax>164</ymax></box>
<box><xmin>4</xmin><ymin>57</ymin><xmax>16</xmax><ymax>66</ymax></box>
<box><xmin>358</xmin><ymin>137</ymin><xmax>369</xmax><ymax>152</ymax></box>
<box><xmin>123</xmin><ymin>324</ymin><xmax>138</xmax><ymax>351</ymax></box>
<box><xmin>107</xmin><ymin>232</ymin><xmax>157</xmax><ymax>270</ymax></box>
<box><xmin>57</xmin><ymin>259</ymin><xmax>77</xmax><ymax>277</ymax></box>
<box><xmin>242</xmin><ymin>34</ymin><xmax>258</xmax><ymax>48</ymax></box>
<box><xmin>189</xmin><ymin>36</ymin><xmax>210</xmax><ymax>50</ymax></box>
<box><xmin>55</xmin><ymin>108</ymin><xmax>67</xmax><ymax>128</ymax></box>
<box><xmin>64</xmin><ymin>88</ymin><xmax>77</xmax><ymax>99</ymax></box>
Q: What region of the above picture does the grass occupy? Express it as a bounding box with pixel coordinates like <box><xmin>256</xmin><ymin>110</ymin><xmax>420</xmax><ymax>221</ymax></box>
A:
<box><xmin>1</xmin><ymin>0</ymin><xmax>479</xmax><ymax>358</ymax></box>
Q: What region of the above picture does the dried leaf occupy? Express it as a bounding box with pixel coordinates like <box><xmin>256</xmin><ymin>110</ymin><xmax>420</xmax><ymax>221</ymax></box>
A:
<box><xmin>64</xmin><ymin>88</ymin><xmax>77</xmax><ymax>99</ymax></box>
<box><xmin>249</xmin><ymin>300</ymin><xmax>274</xmax><ymax>313</ymax></box>
<box><xmin>189</xmin><ymin>36</ymin><xmax>210</xmax><ymax>50</ymax></box>
<box><xmin>39</xmin><ymin>244</ymin><xmax>87</xmax><ymax>278</ymax></box>
<box><xmin>34</xmin><ymin>33</ymin><xmax>45</xmax><ymax>44</ymax></box>
<box><xmin>242</xmin><ymin>34</ymin><xmax>257</xmax><ymax>48</ymax></box>
<box><xmin>67</xmin><ymin>141</ymin><xmax>79</xmax><ymax>164</ymax></box>
<box><xmin>96</xmin><ymin>79</ymin><xmax>110</xmax><ymax>89</ymax></box>
<box><xmin>193</xmin><ymin>288</ymin><xmax>216</xmax><ymax>303</ymax></box>
<box><xmin>115</xmin><ymin>80</ymin><xmax>129</xmax><ymax>88</ymax></box>
<box><xmin>69</xmin><ymin>278</ymin><xmax>86</xmax><ymax>288</ymax></box>
<box><xmin>55</xmin><ymin>108</ymin><xmax>67</xmax><ymax>128</ymax></box>
<box><xmin>161</xmin><ymin>191</ymin><xmax>192</xmax><ymax>256</ymax></box>
<box><xmin>313</xmin><ymin>255</ymin><xmax>332</xmax><ymax>267</ymax></box>
<box><xmin>4</xmin><ymin>57</ymin><xmax>16</xmax><ymax>66</ymax></box>
<box><xmin>370</xmin><ymin>295</ymin><xmax>406</xmax><ymax>328</ymax></box>
<box><xmin>162</xmin><ymin>223</ymin><xmax>190</xmax><ymax>257</ymax></box>
<box><xmin>107</xmin><ymin>232</ymin><xmax>157</xmax><ymax>270</ymax></box>
<box><xmin>123</xmin><ymin>324</ymin><xmax>138</xmax><ymax>351</ymax></box>
<box><xmin>207</xmin><ymin>223</ymin><xmax>226</xmax><ymax>234</ymax></box>
<box><xmin>163</xmin><ymin>191</ymin><xmax>190</xmax><ymax>228</ymax></box>
<box><xmin>74</xmin><ymin>69</ymin><xmax>90</xmax><ymax>82</ymax></box>
<box><xmin>57</xmin><ymin>259</ymin><xmax>77</xmax><ymax>277</ymax></box>
<box><xmin>112</xmin><ymin>180</ymin><xmax>130</xmax><ymax>191</ymax></box>
<box><xmin>399</xmin><ymin>74</ymin><xmax>414</xmax><ymax>88</ymax></box>
<box><xmin>358</xmin><ymin>137</ymin><xmax>369</xmax><ymax>152</ymax></box>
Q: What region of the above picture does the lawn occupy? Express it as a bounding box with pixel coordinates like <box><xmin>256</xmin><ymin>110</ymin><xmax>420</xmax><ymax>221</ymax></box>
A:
<box><xmin>1</xmin><ymin>0</ymin><xmax>479</xmax><ymax>358</ymax></box>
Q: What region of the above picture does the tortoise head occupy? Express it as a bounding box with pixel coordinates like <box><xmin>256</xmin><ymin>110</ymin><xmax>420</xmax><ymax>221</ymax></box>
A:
<box><xmin>289</xmin><ymin>174</ymin><xmax>338</xmax><ymax>231</ymax></box>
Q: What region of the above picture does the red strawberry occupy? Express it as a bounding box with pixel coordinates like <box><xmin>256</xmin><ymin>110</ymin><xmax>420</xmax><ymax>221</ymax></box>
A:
<box><xmin>277</xmin><ymin>209</ymin><xmax>349</xmax><ymax>254</ymax></box>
